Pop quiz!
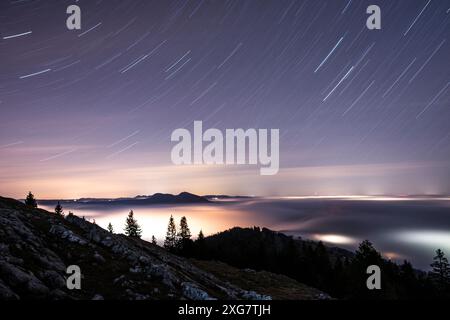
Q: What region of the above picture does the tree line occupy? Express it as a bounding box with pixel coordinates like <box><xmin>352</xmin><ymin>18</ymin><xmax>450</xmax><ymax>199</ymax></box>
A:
<box><xmin>188</xmin><ymin>226</ymin><xmax>450</xmax><ymax>299</ymax></box>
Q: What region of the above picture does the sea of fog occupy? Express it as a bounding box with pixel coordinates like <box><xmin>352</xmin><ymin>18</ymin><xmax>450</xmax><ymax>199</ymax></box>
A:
<box><xmin>41</xmin><ymin>196</ymin><xmax>450</xmax><ymax>270</ymax></box>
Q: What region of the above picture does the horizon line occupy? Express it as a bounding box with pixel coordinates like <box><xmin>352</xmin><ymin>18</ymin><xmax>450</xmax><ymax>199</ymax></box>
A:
<box><xmin>9</xmin><ymin>193</ymin><xmax>450</xmax><ymax>202</ymax></box>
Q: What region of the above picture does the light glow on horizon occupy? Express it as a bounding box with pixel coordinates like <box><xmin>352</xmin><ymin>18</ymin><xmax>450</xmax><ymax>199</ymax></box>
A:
<box><xmin>313</xmin><ymin>234</ymin><xmax>356</xmax><ymax>245</ymax></box>
<box><xmin>394</xmin><ymin>231</ymin><xmax>450</xmax><ymax>251</ymax></box>
<box><xmin>270</xmin><ymin>195</ymin><xmax>450</xmax><ymax>201</ymax></box>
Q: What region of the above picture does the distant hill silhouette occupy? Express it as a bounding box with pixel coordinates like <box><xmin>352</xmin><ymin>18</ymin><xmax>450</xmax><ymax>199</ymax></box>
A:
<box><xmin>36</xmin><ymin>192</ymin><xmax>210</xmax><ymax>207</ymax></box>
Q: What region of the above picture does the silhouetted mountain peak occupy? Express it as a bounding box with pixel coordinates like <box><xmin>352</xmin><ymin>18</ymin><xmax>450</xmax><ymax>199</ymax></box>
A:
<box><xmin>36</xmin><ymin>192</ymin><xmax>210</xmax><ymax>207</ymax></box>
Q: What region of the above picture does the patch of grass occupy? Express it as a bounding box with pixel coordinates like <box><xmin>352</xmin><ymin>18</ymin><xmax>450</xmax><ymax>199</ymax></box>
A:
<box><xmin>192</xmin><ymin>259</ymin><xmax>327</xmax><ymax>300</ymax></box>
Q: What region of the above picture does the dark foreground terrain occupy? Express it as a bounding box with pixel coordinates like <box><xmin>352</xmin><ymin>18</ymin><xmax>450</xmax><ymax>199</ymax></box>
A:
<box><xmin>0</xmin><ymin>197</ymin><xmax>326</xmax><ymax>300</ymax></box>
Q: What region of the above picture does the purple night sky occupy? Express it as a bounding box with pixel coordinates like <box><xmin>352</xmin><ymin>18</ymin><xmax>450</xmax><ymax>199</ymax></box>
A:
<box><xmin>0</xmin><ymin>0</ymin><xmax>449</xmax><ymax>198</ymax></box>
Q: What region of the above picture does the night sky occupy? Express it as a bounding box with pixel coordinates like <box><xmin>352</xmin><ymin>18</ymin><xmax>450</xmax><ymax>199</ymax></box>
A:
<box><xmin>0</xmin><ymin>0</ymin><xmax>449</xmax><ymax>198</ymax></box>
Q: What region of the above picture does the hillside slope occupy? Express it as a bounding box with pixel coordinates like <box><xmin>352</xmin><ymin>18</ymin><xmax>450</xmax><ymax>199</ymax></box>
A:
<box><xmin>0</xmin><ymin>197</ymin><xmax>327</xmax><ymax>300</ymax></box>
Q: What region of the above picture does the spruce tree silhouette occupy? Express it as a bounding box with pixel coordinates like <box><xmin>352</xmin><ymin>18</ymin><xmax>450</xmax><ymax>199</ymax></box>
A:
<box><xmin>177</xmin><ymin>216</ymin><xmax>193</xmax><ymax>254</ymax></box>
<box><xmin>54</xmin><ymin>201</ymin><xmax>64</xmax><ymax>216</ymax></box>
<box><xmin>198</xmin><ymin>229</ymin><xmax>205</xmax><ymax>241</ymax></box>
<box><xmin>178</xmin><ymin>216</ymin><xmax>191</xmax><ymax>240</ymax></box>
<box><xmin>164</xmin><ymin>215</ymin><xmax>177</xmax><ymax>251</ymax></box>
<box><xmin>430</xmin><ymin>249</ymin><xmax>450</xmax><ymax>289</ymax></box>
<box><xmin>25</xmin><ymin>191</ymin><xmax>37</xmax><ymax>208</ymax></box>
<box><xmin>349</xmin><ymin>240</ymin><xmax>384</xmax><ymax>299</ymax></box>
<box><xmin>194</xmin><ymin>230</ymin><xmax>206</xmax><ymax>257</ymax></box>
<box><xmin>124</xmin><ymin>210</ymin><xmax>142</xmax><ymax>238</ymax></box>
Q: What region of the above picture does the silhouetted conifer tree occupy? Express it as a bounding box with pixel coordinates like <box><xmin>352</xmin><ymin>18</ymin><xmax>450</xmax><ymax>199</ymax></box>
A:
<box><xmin>54</xmin><ymin>201</ymin><xmax>64</xmax><ymax>216</ymax></box>
<box><xmin>178</xmin><ymin>216</ymin><xmax>191</xmax><ymax>239</ymax></box>
<box><xmin>350</xmin><ymin>240</ymin><xmax>384</xmax><ymax>299</ymax></box>
<box><xmin>164</xmin><ymin>215</ymin><xmax>177</xmax><ymax>251</ymax></box>
<box><xmin>354</xmin><ymin>240</ymin><xmax>383</xmax><ymax>265</ymax></box>
<box><xmin>198</xmin><ymin>230</ymin><xmax>205</xmax><ymax>241</ymax></box>
<box><xmin>124</xmin><ymin>210</ymin><xmax>142</xmax><ymax>238</ymax></box>
<box><xmin>25</xmin><ymin>191</ymin><xmax>37</xmax><ymax>208</ymax></box>
<box><xmin>430</xmin><ymin>249</ymin><xmax>450</xmax><ymax>288</ymax></box>
<box><xmin>107</xmin><ymin>222</ymin><xmax>114</xmax><ymax>233</ymax></box>
<box><xmin>177</xmin><ymin>216</ymin><xmax>193</xmax><ymax>254</ymax></box>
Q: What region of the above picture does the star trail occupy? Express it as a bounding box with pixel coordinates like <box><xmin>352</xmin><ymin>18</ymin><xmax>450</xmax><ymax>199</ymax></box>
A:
<box><xmin>0</xmin><ymin>0</ymin><xmax>449</xmax><ymax>198</ymax></box>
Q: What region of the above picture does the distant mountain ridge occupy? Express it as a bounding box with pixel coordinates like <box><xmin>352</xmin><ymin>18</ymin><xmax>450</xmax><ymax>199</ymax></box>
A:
<box><xmin>36</xmin><ymin>192</ymin><xmax>210</xmax><ymax>206</ymax></box>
